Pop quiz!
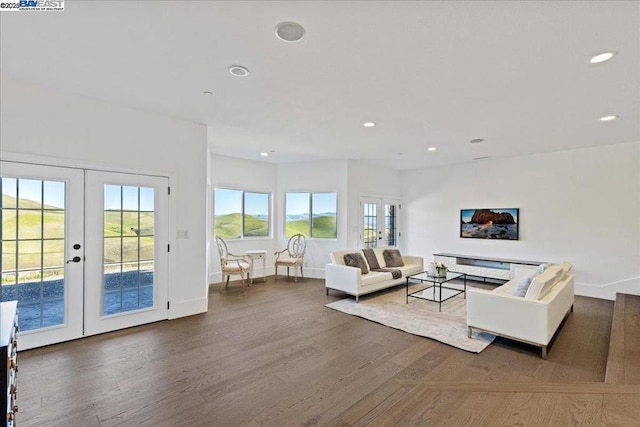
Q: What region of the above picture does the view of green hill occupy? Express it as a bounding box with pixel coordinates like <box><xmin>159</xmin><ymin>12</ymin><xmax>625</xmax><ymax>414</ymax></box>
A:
<box><xmin>214</xmin><ymin>213</ymin><xmax>268</xmax><ymax>239</ymax></box>
<box><xmin>2</xmin><ymin>193</ymin><xmax>155</xmax><ymax>278</ymax></box>
<box><xmin>286</xmin><ymin>215</ymin><xmax>336</xmax><ymax>238</ymax></box>
<box><xmin>3</xmin><ymin>194</ymin><xmax>62</xmax><ymax>210</ymax></box>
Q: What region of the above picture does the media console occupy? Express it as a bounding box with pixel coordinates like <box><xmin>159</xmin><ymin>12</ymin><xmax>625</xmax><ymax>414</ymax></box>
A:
<box><xmin>433</xmin><ymin>253</ymin><xmax>546</xmax><ymax>284</ymax></box>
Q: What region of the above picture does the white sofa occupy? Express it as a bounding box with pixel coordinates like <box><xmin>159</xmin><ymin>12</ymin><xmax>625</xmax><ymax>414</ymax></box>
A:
<box><xmin>325</xmin><ymin>248</ymin><xmax>424</xmax><ymax>302</ymax></box>
<box><xmin>466</xmin><ymin>262</ymin><xmax>574</xmax><ymax>359</ymax></box>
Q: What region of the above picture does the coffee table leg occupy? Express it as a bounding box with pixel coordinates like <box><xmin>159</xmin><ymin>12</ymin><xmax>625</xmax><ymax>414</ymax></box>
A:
<box><xmin>406</xmin><ymin>277</ymin><xmax>409</xmax><ymax>304</ymax></box>
<box><xmin>464</xmin><ymin>274</ymin><xmax>467</xmax><ymax>298</ymax></box>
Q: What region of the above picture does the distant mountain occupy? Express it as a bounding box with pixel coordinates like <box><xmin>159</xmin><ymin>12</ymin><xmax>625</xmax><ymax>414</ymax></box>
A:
<box><xmin>286</xmin><ymin>212</ymin><xmax>336</xmax><ymax>221</ymax></box>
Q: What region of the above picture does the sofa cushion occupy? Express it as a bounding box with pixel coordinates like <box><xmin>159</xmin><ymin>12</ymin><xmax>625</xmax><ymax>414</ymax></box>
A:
<box><xmin>558</xmin><ymin>261</ymin><xmax>573</xmax><ymax>279</ymax></box>
<box><xmin>536</xmin><ymin>263</ymin><xmax>549</xmax><ymax>274</ymax></box>
<box><xmin>525</xmin><ymin>265</ymin><xmax>563</xmax><ymax>300</ymax></box>
<box><xmin>343</xmin><ymin>252</ymin><xmax>369</xmax><ymax>274</ymax></box>
<box><xmin>361</xmin><ymin>271</ymin><xmax>393</xmax><ymax>287</ymax></box>
<box><xmin>383</xmin><ymin>249</ymin><xmax>405</xmax><ymax>267</ymax></box>
<box><xmin>512</xmin><ymin>276</ymin><xmax>533</xmax><ymax>297</ymax></box>
<box><xmin>362</xmin><ymin>248</ymin><xmax>381</xmax><ymax>269</ymax></box>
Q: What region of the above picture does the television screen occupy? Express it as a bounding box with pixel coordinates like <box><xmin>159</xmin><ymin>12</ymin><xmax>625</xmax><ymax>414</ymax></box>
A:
<box><xmin>460</xmin><ymin>208</ymin><xmax>519</xmax><ymax>240</ymax></box>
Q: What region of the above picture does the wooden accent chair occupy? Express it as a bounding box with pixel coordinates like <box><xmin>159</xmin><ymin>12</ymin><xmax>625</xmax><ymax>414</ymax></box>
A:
<box><xmin>215</xmin><ymin>236</ymin><xmax>251</xmax><ymax>288</ymax></box>
<box><xmin>274</xmin><ymin>234</ymin><xmax>306</xmax><ymax>282</ymax></box>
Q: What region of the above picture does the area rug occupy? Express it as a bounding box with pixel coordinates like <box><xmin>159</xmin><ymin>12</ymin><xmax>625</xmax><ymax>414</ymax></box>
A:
<box><xmin>325</xmin><ymin>284</ymin><xmax>495</xmax><ymax>353</ymax></box>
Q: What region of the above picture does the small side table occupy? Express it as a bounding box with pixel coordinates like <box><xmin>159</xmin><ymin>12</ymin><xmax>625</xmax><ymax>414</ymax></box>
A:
<box><xmin>246</xmin><ymin>250</ymin><xmax>267</xmax><ymax>284</ymax></box>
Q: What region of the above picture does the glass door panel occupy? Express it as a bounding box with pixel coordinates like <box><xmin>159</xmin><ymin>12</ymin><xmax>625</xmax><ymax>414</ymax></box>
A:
<box><xmin>360</xmin><ymin>197</ymin><xmax>399</xmax><ymax>249</ymax></box>
<box><xmin>0</xmin><ymin>162</ymin><xmax>84</xmax><ymax>350</ymax></box>
<box><xmin>84</xmin><ymin>171</ymin><xmax>168</xmax><ymax>336</ymax></box>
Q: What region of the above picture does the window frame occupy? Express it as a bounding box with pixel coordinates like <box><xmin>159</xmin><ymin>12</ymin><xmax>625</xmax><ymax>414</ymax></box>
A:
<box><xmin>284</xmin><ymin>191</ymin><xmax>338</xmax><ymax>239</ymax></box>
<box><xmin>213</xmin><ymin>187</ymin><xmax>271</xmax><ymax>240</ymax></box>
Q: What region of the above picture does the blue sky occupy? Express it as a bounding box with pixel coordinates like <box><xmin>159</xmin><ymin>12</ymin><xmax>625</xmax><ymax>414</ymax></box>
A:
<box><xmin>105</xmin><ymin>185</ymin><xmax>154</xmax><ymax>211</ymax></box>
<box><xmin>215</xmin><ymin>189</ymin><xmax>337</xmax><ymax>216</ymax></box>
<box><xmin>2</xmin><ymin>178</ymin><xmax>65</xmax><ymax>208</ymax></box>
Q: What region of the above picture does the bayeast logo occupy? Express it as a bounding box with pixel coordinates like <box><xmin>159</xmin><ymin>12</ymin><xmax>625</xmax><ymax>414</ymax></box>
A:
<box><xmin>0</xmin><ymin>0</ymin><xmax>64</xmax><ymax>11</ymax></box>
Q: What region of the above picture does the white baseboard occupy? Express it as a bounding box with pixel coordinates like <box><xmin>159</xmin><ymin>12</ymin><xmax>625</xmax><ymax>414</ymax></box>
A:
<box><xmin>575</xmin><ymin>276</ymin><xmax>640</xmax><ymax>301</ymax></box>
<box><xmin>169</xmin><ymin>297</ymin><xmax>208</xmax><ymax>319</ymax></box>
<box><xmin>209</xmin><ymin>266</ymin><xmax>325</xmax><ymax>283</ymax></box>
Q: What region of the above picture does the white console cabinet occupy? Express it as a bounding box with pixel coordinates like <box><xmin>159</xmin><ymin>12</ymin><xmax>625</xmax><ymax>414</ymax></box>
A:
<box><xmin>434</xmin><ymin>253</ymin><xmax>545</xmax><ymax>283</ymax></box>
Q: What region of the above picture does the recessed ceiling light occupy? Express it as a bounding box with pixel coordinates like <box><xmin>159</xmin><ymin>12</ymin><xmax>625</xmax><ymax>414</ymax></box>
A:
<box><xmin>275</xmin><ymin>22</ymin><xmax>305</xmax><ymax>42</ymax></box>
<box><xmin>589</xmin><ymin>51</ymin><xmax>617</xmax><ymax>64</ymax></box>
<box><xmin>260</xmin><ymin>152</ymin><xmax>269</xmax><ymax>157</ymax></box>
<box><xmin>474</xmin><ymin>156</ymin><xmax>489</xmax><ymax>160</ymax></box>
<box><xmin>470</xmin><ymin>138</ymin><xmax>484</xmax><ymax>144</ymax></box>
<box><xmin>427</xmin><ymin>147</ymin><xmax>437</xmax><ymax>152</ymax></box>
<box><xmin>600</xmin><ymin>115</ymin><xmax>618</xmax><ymax>122</ymax></box>
<box><xmin>229</xmin><ymin>65</ymin><xmax>250</xmax><ymax>77</ymax></box>
<box><xmin>362</xmin><ymin>122</ymin><xmax>376</xmax><ymax>128</ymax></box>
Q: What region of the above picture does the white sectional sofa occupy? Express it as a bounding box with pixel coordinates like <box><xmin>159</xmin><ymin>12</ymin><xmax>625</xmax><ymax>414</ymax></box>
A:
<box><xmin>467</xmin><ymin>262</ymin><xmax>574</xmax><ymax>359</ymax></box>
<box><xmin>325</xmin><ymin>248</ymin><xmax>424</xmax><ymax>302</ymax></box>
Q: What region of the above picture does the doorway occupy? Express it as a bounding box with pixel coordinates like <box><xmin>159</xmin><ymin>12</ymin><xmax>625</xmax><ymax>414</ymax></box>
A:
<box><xmin>360</xmin><ymin>197</ymin><xmax>400</xmax><ymax>249</ymax></box>
<box><xmin>0</xmin><ymin>161</ymin><xmax>169</xmax><ymax>349</ymax></box>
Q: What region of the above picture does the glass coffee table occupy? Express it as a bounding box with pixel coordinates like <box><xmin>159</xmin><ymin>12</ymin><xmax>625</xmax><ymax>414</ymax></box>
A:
<box><xmin>406</xmin><ymin>271</ymin><xmax>467</xmax><ymax>312</ymax></box>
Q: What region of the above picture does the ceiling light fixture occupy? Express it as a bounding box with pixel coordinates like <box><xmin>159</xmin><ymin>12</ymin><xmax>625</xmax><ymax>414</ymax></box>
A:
<box><xmin>600</xmin><ymin>115</ymin><xmax>618</xmax><ymax>122</ymax></box>
<box><xmin>275</xmin><ymin>22</ymin><xmax>306</xmax><ymax>42</ymax></box>
<box><xmin>470</xmin><ymin>138</ymin><xmax>484</xmax><ymax>144</ymax></box>
<box><xmin>362</xmin><ymin>122</ymin><xmax>376</xmax><ymax>128</ymax></box>
<box><xmin>427</xmin><ymin>147</ymin><xmax>437</xmax><ymax>152</ymax></box>
<box><xmin>260</xmin><ymin>152</ymin><xmax>269</xmax><ymax>157</ymax></box>
<box><xmin>589</xmin><ymin>51</ymin><xmax>617</xmax><ymax>64</ymax></box>
<box><xmin>229</xmin><ymin>65</ymin><xmax>250</xmax><ymax>77</ymax></box>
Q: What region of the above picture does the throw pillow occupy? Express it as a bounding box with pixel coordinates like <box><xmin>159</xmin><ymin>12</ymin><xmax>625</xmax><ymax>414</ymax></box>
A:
<box><xmin>343</xmin><ymin>253</ymin><xmax>369</xmax><ymax>274</ymax></box>
<box><xmin>512</xmin><ymin>276</ymin><xmax>532</xmax><ymax>297</ymax></box>
<box><xmin>536</xmin><ymin>263</ymin><xmax>549</xmax><ymax>274</ymax></box>
<box><xmin>383</xmin><ymin>249</ymin><xmax>404</xmax><ymax>267</ymax></box>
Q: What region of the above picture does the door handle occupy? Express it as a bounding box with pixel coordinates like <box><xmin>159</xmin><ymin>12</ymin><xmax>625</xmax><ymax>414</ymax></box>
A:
<box><xmin>66</xmin><ymin>256</ymin><xmax>82</xmax><ymax>264</ymax></box>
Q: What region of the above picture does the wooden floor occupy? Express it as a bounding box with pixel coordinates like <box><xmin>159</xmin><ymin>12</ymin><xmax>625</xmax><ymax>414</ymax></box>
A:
<box><xmin>605</xmin><ymin>293</ymin><xmax>640</xmax><ymax>385</ymax></box>
<box><xmin>16</xmin><ymin>278</ymin><xmax>640</xmax><ymax>426</ymax></box>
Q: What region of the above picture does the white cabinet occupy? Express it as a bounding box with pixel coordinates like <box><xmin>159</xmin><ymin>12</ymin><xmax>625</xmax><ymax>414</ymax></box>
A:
<box><xmin>434</xmin><ymin>253</ymin><xmax>544</xmax><ymax>283</ymax></box>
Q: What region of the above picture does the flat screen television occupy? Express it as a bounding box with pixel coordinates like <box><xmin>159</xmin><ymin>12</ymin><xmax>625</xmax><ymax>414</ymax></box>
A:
<box><xmin>460</xmin><ymin>208</ymin><xmax>519</xmax><ymax>240</ymax></box>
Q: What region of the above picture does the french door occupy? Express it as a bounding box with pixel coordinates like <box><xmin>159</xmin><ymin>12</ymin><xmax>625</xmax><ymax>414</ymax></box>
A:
<box><xmin>0</xmin><ymin>161</ymin><xmax>169</xmax><ymax>349</ymax></box>
<box><xmin>360</xmin><ymin>197</ymin><xmax>400</xmax><ymax>249</ymax></box>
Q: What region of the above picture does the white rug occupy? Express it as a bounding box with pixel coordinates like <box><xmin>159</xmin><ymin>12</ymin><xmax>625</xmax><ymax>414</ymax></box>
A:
<box><xmin>325</xmin><ymin>284</ymin><xmax>495</xmax><ymax>353</ymax></box>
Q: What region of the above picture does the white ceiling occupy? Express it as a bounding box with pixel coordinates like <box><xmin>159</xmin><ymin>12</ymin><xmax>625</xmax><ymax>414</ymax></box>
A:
<box><xmin>1</xmin><ymin>1</ymin><xmax>638</xmax><ymax>170</ymax></box>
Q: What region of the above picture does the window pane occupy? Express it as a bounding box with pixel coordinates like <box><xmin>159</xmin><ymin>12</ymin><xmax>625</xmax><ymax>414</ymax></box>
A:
<box><xmin>2</xmin><ymin>209</ymin><xmax>17</xmax><ymax>240</ymax></box>
<box><xmin>18</xmin><ymin>179</ymin><xmax>42</xmax><ymax>208</ymax></box>
<box><xmin>1</xmin><ymin>178</ymin><xmax>18</xmax><ymax>208</ymax></box>
<box><xmin>244</xmin><ymin>192</ymin><xmax>269</xmax><ymax>237</ymax></box>
<box><xmin>214</xmin><ymin>188</ymin><xmax>242</xmax><ymax>239</ymax></box>
<box><xmin>122</xmin><ymin>186</ymin><xmax>139</xmax><ymax>211</ymax></box>
<box><xmin>285</xmin><ymin>193</ymin><xmax>309</xmax><ymax>238</ymax></box>
<box><xmin>43</xmin><ymin>181</ymin><xmax>65</xmax><ymax>209</ymax></box>
<box><xmin>311</xmin><ymin>193</ymin><xmax>337</xmax><ymax>238</ymax></box>
<box><xmin>18</xmin><ymin>209</ymin><xmax>42</xmax><ymax>239</ymax></box>
<box><xmin>104</xmin><ymin>185</ymin><xmax>121</xmax><ymax>210</ymax></box>
<box><xmin>43</xmin><ymin>239</ymin><xmax>65</xmax><ymax>268</ymax></box>
<box><xmin>43</xmin><ymin>210</ymin><xmax>65</xmax><ymax>239</ymax></box>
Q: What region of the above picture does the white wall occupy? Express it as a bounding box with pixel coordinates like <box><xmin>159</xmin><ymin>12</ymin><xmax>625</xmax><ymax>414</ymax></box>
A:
<box><xmin>0</xmin><ymin>77</ymin><xmax>209</xmax><ymax>317</ymax></box>
<box><xmin>401</xmin><ymin>142</ymin><xmax>640</xmax><ymax>300</ymax></box>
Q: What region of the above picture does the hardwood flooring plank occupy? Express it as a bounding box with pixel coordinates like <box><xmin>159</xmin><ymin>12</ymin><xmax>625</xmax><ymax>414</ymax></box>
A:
<box><xmin>13</xmin><ymin>278</ymin><xmax>632</xmax><ymax>426</ymax></box>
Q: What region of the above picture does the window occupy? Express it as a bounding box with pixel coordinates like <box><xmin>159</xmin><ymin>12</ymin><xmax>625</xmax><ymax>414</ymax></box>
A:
<box><xmin>285</xmin><ymin>192</ymin><xmax>337</xmax><ymax>238</ymax></box>
<box><xmin>214</xmin><ymin>188</ymin><xmax>269</xmax><ymax>239</ymax></box>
